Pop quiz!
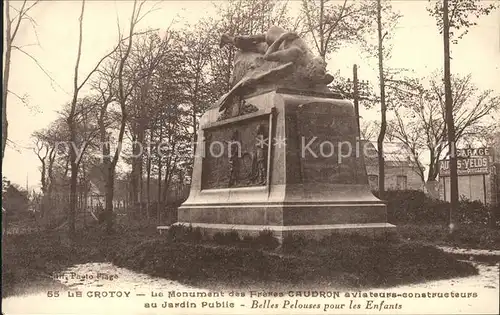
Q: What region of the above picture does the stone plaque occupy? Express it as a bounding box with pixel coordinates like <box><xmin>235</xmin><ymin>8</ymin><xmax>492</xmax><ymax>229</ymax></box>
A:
<box><xmin>201</xmin><ymin>116</ymin><xmax>270</xmax><ymax>189</ymax></box>
<box><xmin>296</xmin><ymin>102</ymin><xmax>359</xmax><ymax>184</ymax></box>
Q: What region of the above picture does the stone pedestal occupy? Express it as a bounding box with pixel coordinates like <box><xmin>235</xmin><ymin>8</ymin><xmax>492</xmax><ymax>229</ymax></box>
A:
<box><xmin>176</xmin><ymin>88</ymin><xmax>395</xmax><ymax>240</ymax></box>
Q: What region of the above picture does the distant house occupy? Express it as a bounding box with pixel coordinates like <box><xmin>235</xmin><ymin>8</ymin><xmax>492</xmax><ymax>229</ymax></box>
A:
<box><xmin>362</xmin><ymin>141</ymin><xmax>424</xmax><ymax>191</ymax></box>
<box><xmin>86</xmin><ymin>165</ymin><xmax>128</xmax><ymax>213</ymax></box>
<box><xmin>86</xmin><ymin>181</ymin><xmax>105</xmax><ymax>212</ymax></box>
<box><xmin>2</xmin><ymin>184</ymin><xmax>31</xmax><ymax>221</ymax></box>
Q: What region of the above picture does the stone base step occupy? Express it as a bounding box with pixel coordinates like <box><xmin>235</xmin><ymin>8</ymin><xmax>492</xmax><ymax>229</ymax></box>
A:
<box><xmin>173</xmin><ymin>222</ymin><xmax>396</xmax><ymax>242</ymax></box>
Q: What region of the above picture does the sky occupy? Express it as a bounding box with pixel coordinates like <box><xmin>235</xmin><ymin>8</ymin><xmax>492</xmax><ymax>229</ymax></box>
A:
<box><xmin>3</xmin><ymin>0</ymin><xmax>500</xmax><ymax>189</ymax></box>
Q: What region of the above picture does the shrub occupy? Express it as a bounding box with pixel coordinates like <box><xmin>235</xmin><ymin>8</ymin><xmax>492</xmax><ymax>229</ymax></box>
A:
<box><xmin>212</xmin><ymin>229</ymin><xmax>280</xmax><ymax>249</ymax></box>
<box><xmin>253</xmin><ymin>229</ymin><xmax>280</xmax><ymax>250</ymax></box>
<box><xmin>166</xmin><ymin>224</ymin><xmax>202</xmax><ymax>242</ymax></box>
<box><xmin>213</xmin><ymin>230</ymin><xmax>241</xmax><ymax>245</ymax></box>
<box><xmin>282</xmin><ymin>235</ymin><xmax>309</xmax><ymax>253</ymax></box>
<box><xmin>111</xmin><ymin>235</ymin><xmax>477</xmax><ymax>288</ymax></box>
<box><xmin>374</xmin><ymin>189</ymin><xmax>497</xmax><ymax>228</ymax></box>
<box><xmin>457</xmin><ymin>198</ymin><xmax>491</xmax><ymax>226</ymax></box>
<box><xmin>373</xmin><ymin>190</ymin><xmax>448</xmax><ymax>225</ymax></box>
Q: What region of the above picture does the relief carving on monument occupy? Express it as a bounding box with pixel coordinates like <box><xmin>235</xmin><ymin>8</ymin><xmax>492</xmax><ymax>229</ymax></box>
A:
<box><xmin>296</xmin><ymin>102</ymin><xmax>357</xmax><ymax>184</ymax></box>
<box><xmin>202</xmin><ymin>119</ymin><xmax>270</xmax><ymax>189</ymax></box>
<box><xmin>216</xmin><ymin>98</ymin><xmax>259</xmax><ymax>121</ymax></box>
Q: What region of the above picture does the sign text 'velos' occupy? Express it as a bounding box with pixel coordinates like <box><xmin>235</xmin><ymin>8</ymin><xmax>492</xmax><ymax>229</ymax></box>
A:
<box><xmin>439</xmin><ymin>156</ymin><xmax>489</xmax><ymax>176</ymax></box>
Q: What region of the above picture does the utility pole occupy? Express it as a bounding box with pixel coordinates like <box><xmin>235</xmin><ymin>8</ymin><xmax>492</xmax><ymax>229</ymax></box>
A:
<box><xmin>353</xmin><ymin>64</ymin><xmax>361</xmax><ymax>137</ymax></box>
<box><xmin>443</xmin><ymin>0</ymin><xmax>458</xmax><ymax>233</ymax></box>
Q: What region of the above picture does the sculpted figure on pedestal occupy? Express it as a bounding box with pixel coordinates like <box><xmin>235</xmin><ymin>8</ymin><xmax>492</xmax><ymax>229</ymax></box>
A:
<box><xmin>216</xmin><ymin>25</ymin><xmax>334</xmax><ymax>114</ymax></box>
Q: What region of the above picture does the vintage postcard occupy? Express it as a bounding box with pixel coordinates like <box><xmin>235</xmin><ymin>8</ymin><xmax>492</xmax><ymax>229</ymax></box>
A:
<box><xmin>2</xmin><ymin>0</ymin><xmax>499</xmax><ymax>314</ymax></box>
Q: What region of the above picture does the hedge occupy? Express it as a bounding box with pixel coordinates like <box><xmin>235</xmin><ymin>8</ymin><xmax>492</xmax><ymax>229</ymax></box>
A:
<box><xmin>373</xmin><ymin>190</ymin><xmax>498</xmax><ymax>227</ymax></box>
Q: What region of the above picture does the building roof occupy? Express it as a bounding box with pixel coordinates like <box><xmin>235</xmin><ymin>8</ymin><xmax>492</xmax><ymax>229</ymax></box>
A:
<box><xmin>87</xmin><ymin>164</ymin><xmax>128</xmax><ymax>200</ymax></box>
<box><xmin>362</xmin><ymin>141</ymin><xmax>416</xmax><ymax>167</ymax></box>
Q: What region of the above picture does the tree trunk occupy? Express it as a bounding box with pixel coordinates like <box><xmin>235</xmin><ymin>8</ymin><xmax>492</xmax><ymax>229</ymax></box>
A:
<box><xmin>82</xmin><ymin>162</ymin><xmax>87</xmax><ymax>228</ymax></box>
<box><xmin>191</xmin><ymin>96</ymin><xmax>198</xmax><ymax>156</ymax></box>
<box><xmin>131</xmin><ymin>125</ymin><xmax>145</xmax><ymax>216</ymax></box>
<box><xmin>69</xmin><ymin>157</ymin><xmax>77</xmax><ymax>239</ymax></box>
<box><xmin>157</xmin><ymin>126</ymin><xmax>163</xmax><ymax>224</ymax></box>
<box><xmin>99</xmin><ymin>104</ymin><xmax>112</xmax><ymax>231</ymax></box>
<box><xmin>2</xmin><ymin>0</ymin><xmax>12</xmax><ymax>166</ymax></box>
<box><xmin>157</xmin><ymin>162</ymin><xmax>162</xmax><ymax>224</ymax></box>
<box><xmin>115</xmin><ymin>0</ymin><xmax>137</xmax><ymax>222</ymax></box>
<box><xmin>353</xmin><ymin>64</ymin><xmax>361</xmax><ymax>137</ymax></box>
<box><xmin>163</xmin><ymin>164</ymin><xmax>173</xmax><ymax>207</ymax></box>
<box><xmin>47</xmin><ymin>148</ymin><xmax>55</xmax><ymax>219</ymax></box>
<box><xmin>105</xmin><ymin>165</ymin><xmax>115</xmax><ymax>234</ymax></box>
<box><xmin>138</xmin><ymin>128</ymin><xmax>144</xmax><ymax>217</ymax></box>
<box><xmin>67</xmin><ymin>0</ymin><xmax>86</xmax><ymax>242</ymax></box>
<box><xmin>146</xmin><ymin>129</ymin><xmax>152</xmax><ymax>219</ymax></box>
<box><xmin>130</xmin><ymin>132</ymin><xmax>139</xmax><ymax>213</ymax></box>
<box><xmin>319</xmin><ymin>0</ymin><xmax>325</xmax><ymax>58</ymax></box>
<box><xmin>39</xmin><ymin>158</ymin><xmax>47</xmax><ymax>218</ymax></box>
<box><xmin>67</xmin><ymin>110</ymin><xmax>78</xmax><ymax>240</ymax></box>
<box><xmin>78</xmin><ymin>180</ymin><xmax>83</xmax><ymax>227</ymax></box>
<box><xmin>376</xmin><ymin>0</ymin><xmax>387</xmax><ymax>199</ymax></box>
<box><xmin>443</xmin><ymin>0</ymin><xmax>458</xmax><ymax>231</ymax></box>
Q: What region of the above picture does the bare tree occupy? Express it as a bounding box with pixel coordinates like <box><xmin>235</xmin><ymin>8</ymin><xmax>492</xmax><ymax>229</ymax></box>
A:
<box><xmin>102</xmin><ymin>0</ymin><xmax>159</xmax><ymax>233</ymax></box>
<box><xmin>89</xmin><ymin>58</ymin><xmax>118</xmax><ymax>223</ymax></box>
<box><xmin>126</xmin><ymin>31</ymin><xmax>171</xmax><ymax>216</ymax></box>
<box><xmin>375</xmin><ymin>0</ymin><xmax>388</xmax><ymax>199</ymax></box>
<box><xmin>33</xmin><ymin>137</ymin><xmax>50</xmax><ymax>194</ymax></box>
<box><xmin>360</xmin><ymin>119</ymin><xmax>379</xmax><ymax>141</ymax></box>
<box><xmin>66</xmin><ymin>0</ymin><xmax>122</xmax><ymax>239</ymax></box>
<box><xmin>483</xmin><ymin>124</ymin><xmax>500</xmax><ymax>162</ymax></box>
<box><xmin>351</xmin><ymin>0</ymin><xmax>400</xmax><ymax>198</ymax></box>
<box><xmin>428</xmin><ymin>0</ymin><xmax>497</xmax><ymax>45</ymax></box>
<box><xmin>3</xmin><ymin>0</ymin><xmax>41</xmax><ymax>166</ymax></box>
<box><xmin>301</xmin><ymin>0</ymin><xmax>380</xmax><ymax>58</ymax></box>
<box><xmin>64</xmin><ymin>0</ymin><xmax>158</xmax><ymax>237</ymax></box>
<box><xmin>388</xmin><ymin>73</ymin><xmax>500</xmax><ymax>183</ymax></box>
<box><xmin>210</xmin><ymin>0</ymin><xmax>292</xmax><ymax>93</ymax></box>
<box><xmin>181</xmin><ymin>22</ymin><xmax>219</xmax><ymax>145</ymax></box>
<box><xmin>428</xmin><ymin>0</ymin><xmax>498</xmax><ymax>230</ymax></box>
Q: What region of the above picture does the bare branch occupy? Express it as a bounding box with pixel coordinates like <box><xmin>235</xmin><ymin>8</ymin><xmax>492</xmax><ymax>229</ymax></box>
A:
<box><xmin>135</xmin><ymin>0</ymin><xmax>161</xmax><ymax>25</ymax></box>
<box><xmin>72</xmin><ymin>0</ymin><xmax>86</xmax><ymax>99</ymax></box>
<box><xmin>76</xmin><ymin>30</ymin><xmax>156</xmax><ymax>93</ymax></box>
<box><xmin>9</xmin><ymin>0</ymin><xmax>28</xmax><ymax>41</ymax></box>
<box><xmin>22</xmin><ymin>13</ymin><xmax>41</xmax><ymax>47</ymax></box>
<box><xmin>12</xmin><ymin>46</ymin><xmax>66</xmax><ymax>93</ymax></box>
<box><xmin>324</xmin><ymin>0</ymin><xmax>348</xmax><ymax>50</ymax></box>
<box><xmin>301</xmin><ymin>0</ymin><xmax>321</xmax><ymax>55</ymax></box>
<box><xmin>7</xmin><ymin>90</ymin><xmax>29</xmax><ymax>105</ymax></box>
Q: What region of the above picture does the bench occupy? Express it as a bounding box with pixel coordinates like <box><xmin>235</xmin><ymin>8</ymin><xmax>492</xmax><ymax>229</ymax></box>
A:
<box><xmin>156</xmin><ymin>226</ymin><xmax>170</xmax><ymax>235</ymax></box>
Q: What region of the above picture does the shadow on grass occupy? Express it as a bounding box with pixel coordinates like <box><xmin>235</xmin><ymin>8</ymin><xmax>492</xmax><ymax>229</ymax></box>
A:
<box><xmin>111</xmin><ymin>227</ymin><xmax>478</xmax><ymax>290</ymax></box>
<box><xmin>395</xmin><ymin>224</ymin><xmax>500</xmax><ymax>250</ymax></box>
<box><xmin>2</xmin><ymin>224</ymin><xmax>478</xmax><ymax>297</ymax></box>
<box><xmin>2</xmin><ymin>224</ymin><xmax>160</xmax><ymax>298</ymax></box>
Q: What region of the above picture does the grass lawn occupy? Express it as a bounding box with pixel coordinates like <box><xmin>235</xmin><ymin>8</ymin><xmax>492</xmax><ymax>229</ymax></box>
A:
<box><xmin>395</xmin><ymin>224</ymin><xmax>500</xmax><ymax>250</ymax></box>
<box><xmin>2</xmin><ymin>221</ymin><xmax>482</xmax><ymax>298</ymax></box>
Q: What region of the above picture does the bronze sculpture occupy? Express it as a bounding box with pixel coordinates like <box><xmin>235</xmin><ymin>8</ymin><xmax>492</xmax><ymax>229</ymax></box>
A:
<box><xmin>217</xmin><ymin>26</ymin><xmax>334</xmax><ymax>113</ymax></box>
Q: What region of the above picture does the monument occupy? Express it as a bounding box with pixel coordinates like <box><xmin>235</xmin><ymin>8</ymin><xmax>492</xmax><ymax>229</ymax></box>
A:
<box><xmin>175</xmin><ymin>26</ymin><xmax>395</xmax><ymax>240</ymax></box>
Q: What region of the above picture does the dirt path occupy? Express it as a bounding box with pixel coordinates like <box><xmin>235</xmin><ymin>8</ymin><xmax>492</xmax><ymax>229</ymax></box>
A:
<box><xmin>3</xmin><ymin>261</ymin><xmax>498</xmax><ymax>314</ymax></box>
